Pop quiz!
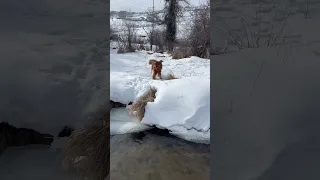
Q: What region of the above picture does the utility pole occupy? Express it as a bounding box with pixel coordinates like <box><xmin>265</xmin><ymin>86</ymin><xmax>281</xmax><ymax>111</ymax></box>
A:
<box><xmin>151</xmin><ymin>0</ymin><xmax>155</xmax><ymax>51</ymax></box>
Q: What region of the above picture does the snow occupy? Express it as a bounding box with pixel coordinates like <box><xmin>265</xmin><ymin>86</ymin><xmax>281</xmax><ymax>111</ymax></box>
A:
<box><xmin>110</xmin><ymin>48</ymin><xmax>210</xmax><ymax>144</ymax></box>
<box><xmin>110</xmin><ymin>48</ymin><xmax>210</xmax><ymax>104</ymax></box>
<box><xmin>0</xmin><ymin>0</ymin><xmax>108</xmax><ymax>136</ymax></box>
<box><xmin>211</xmin><ymin>1</ymin><xmax>320</xmax><ymax>180</ymax></box>
<box><xmin>212</xmin><ymin>44</ymin><xmax>320</xmax><ymax>180</ymax></box>
<box><xmin>143</xmin><ymin>77</ymin><xmax>210</xmax><ymax>143</ymax></box>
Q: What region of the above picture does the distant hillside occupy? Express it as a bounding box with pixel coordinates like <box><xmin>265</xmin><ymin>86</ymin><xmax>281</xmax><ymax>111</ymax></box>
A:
<box><xmin>110</xmin><ymin>5</ymin><xmax>201</xmax><ymax>20</ymax></box>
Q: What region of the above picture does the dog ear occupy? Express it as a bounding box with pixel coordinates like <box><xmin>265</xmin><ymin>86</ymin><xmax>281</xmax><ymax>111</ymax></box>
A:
<box><xmin>160</xmin><ymin>60</ymin><xmax>163</xmax><ymax>63</ymax></box>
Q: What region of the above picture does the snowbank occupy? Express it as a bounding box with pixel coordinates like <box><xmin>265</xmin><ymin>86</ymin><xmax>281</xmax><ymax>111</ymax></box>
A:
<box><xmin>110</xmin><ymin>48</ymin><xmax>210</xmax><ymax>143</ymax></box>
<box><xmin>109</xmin><ymin>49</ymin><xmax>210</xmax><ymax>104</ymax></box>
<box><xmin>142</xmin><ymin>77</ymin><xmax>210</xmax><ymax>143</ymax></box>
<box><xmin>212</xmin><ymin>47</ymin><xmax>320</xmax><ymax>180</ymax></box>
<box><xmin>0</xmin><ymin>29</ymin><xmax>108</xmax><ymax>136</ymax></box>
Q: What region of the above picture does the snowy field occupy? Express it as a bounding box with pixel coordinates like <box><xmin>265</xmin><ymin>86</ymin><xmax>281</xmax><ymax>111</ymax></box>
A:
<box><xmin>212</xmin><ymin>0</ymin><xmax>320</xmax><ymax>55</ymax></box>
<box><xmin>0</xmin><ymin>0</ymin><xmax>108</xmax><ymax>136</ymax></box>
<box><xmin>213</xmin><ymin>46</ymin><xmax>320</xmax><ymax>180</ymax></box>
<box><xmin>212</xmin><ymin>0</ymin><xmax>320</xmax><ymax>180</ymax></box>
<box><xmin>110</xmin><ymin>47</ymin><xmax>210</xmax><ymax>144</ymax></box>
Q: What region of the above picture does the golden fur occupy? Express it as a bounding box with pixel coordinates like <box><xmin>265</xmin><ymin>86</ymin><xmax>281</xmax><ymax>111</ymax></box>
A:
<box><xmin>148</xmin><ymin>59</ymin><xmax>163</xmax><ymax>80</ymax></box>
<box><xmin>127</xmin><ymin>87</ymin><xmax>157</xmax><ymax>121</ymax></box>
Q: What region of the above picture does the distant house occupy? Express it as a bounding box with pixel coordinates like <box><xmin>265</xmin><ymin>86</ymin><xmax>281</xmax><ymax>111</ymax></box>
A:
<box><xmin>118</xmin><ymin>11</ymin><xmax>127</xmax><ymax>19</ymax></box>
<box><xmin>110</xmin><ymin>11</ymin><xmax>118</xmax><ymax>17</ymax></box>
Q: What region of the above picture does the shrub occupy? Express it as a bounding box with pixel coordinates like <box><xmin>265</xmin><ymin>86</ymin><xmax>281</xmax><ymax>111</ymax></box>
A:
<box><xmin>172</xmin><ymin>47</ymin><xmax>191</xmax><ymax>59</ymax></box>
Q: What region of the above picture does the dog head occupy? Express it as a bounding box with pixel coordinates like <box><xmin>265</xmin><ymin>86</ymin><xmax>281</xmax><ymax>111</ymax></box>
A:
<box><xmin>149</xmin><ymin>59</ymin><xmax>158</xmax><ymax>65</ymax></box>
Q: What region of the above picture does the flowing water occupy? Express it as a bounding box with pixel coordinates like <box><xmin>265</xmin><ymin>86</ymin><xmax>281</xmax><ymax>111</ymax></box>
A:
<box><xmin>110</xmin><ymin>106</ymin><xmax>210</xmax><ymax>180</ymax></box>
<box><xmin>110</xmin><ymin>128</ymin><xmax>210</xmax><ymax>180</ymax></box>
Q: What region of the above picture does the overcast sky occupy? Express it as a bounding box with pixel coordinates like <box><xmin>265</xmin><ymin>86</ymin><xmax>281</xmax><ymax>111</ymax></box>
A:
<box><xmin>110</xmin><ymin>0</ymin><xmax>207</xmax><ymax>12</ymax></box>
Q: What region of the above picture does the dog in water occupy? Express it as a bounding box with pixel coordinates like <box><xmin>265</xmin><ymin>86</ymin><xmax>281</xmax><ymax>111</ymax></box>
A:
<box><xmin>148</xmin><ymin>59</ymin><xmax>163</xmax><ymax>80</ymax></box>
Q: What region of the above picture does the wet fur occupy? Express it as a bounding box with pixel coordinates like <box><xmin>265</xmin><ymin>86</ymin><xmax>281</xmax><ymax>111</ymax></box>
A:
<box><xmin>148</xmin><ymin>59</ymin><xmax>163</xmax><ymax>80</ymax></box>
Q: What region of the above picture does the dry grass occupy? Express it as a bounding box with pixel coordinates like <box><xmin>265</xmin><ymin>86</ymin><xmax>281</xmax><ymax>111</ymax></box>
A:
<box><xmin>214</xmin><ymin>7</ymin><xmax>292</xmax><ymax>50</ymax></box>
<box><xmin>117</xmin><ymin>47</ymin><xmax>126</xmax><ymax>54</ymax></box>
<box><xmin>172</xmin><ymin>47</ymin><xmax>191</xmax><ymax>59</ymax></box>
<box><xmin>145</xmin><ymin>46</ymin><xmax>151</xmax><ymax>51</ymax></box>
<box><xmin>129</xmin><ymin>87</ymin><xmax>157</xmax><ymax>121</ymax></box>
<box><xmin>62</xmin><ymin>110</ymin><xmax>110</xmax><ymax>180</ymax></box>
<box><xmin>117</xmin><ymin>46</ymin><xmax>136</xmax><ymax>54</ymax></box>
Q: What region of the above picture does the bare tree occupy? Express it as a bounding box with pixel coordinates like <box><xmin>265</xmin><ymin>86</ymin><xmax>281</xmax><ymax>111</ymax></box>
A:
<box><xmin>189</xmin><ymin>0</ymin><xmax>210</xmax><ymax>58</ymax></box>
<box><xmin>125</xmin><ymin>20</ymin><xmax>135</xmax><ymax>50</ymax></box>
<box><xmin>117</xmin><ymin>20</ymin><xmax>137</xmax><ymax>53</ymax></box>
<box><xmin>143</xmin><ymin>7</ymin><xmax>157</xmax><ymax>51</ymax></box>
<box><xmin>163</xmin><ymin>0</ymin><xmax>189</xmax><ymax>52</ymax></box>
<box><xmin>172</xmin><ymin>1</ymin><xmax>210</xmax><ymax>59</ymax></box>
<box><xmin>142</xmin><ymin>26</ymin><xmax>167</xmax><ymax>52</ymax></box>
<box><xmin>153</xmin><ymin>29</ymin><xmax>167</xmax><ymax>51</ymax></box>
<box><xmin>110</xmin><ymin>26</ymin><xmax>118</xmax><ymax>41</ymax></box>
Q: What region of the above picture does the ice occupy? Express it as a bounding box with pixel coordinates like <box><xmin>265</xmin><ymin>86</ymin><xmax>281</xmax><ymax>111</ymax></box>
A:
<box><xmin>110</xmin><ymin>108</ymin><xmax>152</xmax><ymax>134</ymax></box>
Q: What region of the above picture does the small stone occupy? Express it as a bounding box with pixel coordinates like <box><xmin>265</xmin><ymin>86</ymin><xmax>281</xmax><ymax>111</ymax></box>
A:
<box><xmin>131</xmin><ymin>132</ymin><xmax>145</xmax><ymax>144</ymax></box>
<box><xmin>110</xmin><ymin>100</ymin><xmax>126</xmax><ymax>109</ymax></box>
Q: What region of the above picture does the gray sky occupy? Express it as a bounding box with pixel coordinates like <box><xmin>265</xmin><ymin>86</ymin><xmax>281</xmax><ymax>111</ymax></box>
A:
<box><xmin>110</xmin><ymin>0</ymin><xmax>206</xmax><ymax>12</ymax></box>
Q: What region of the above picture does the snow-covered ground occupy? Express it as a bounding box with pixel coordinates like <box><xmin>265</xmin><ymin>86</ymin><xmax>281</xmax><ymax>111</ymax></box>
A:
<box><xmin>212</xmin><ymin>1</ymin><xmax>320</xmax><ymax>180</ymax></box>
<box><xmin>110</xmin><ymin>48</ymin><xmax>210</xmax><ymax>144</ymax></box>
<box><xmin>0</xmin><ymin>0</ymin><xmax>108</xmax><ymax>136</ymax></box>
<box><xmin>212</xmin><ymin>46</ymin><xmax>320</xmax><ymax>180</ymax></box>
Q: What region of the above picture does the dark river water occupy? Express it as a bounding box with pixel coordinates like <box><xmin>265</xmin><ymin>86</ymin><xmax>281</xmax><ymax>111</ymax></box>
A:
<box><xmin>109</xmin><ymin>105</ymin><xmax>210</xmax><ymax>179</ymax></box>
<box><xmin>110</xmin><ymin>128</ymin><xmax>210</xmax><ymax>180</ymax></box>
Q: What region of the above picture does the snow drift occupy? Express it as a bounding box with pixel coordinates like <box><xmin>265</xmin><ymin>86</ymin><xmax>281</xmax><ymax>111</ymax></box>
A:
<box><xmin>110</xmin><ymin>48</ymin><xmax>210</xmax><ymax>144</ymax></box>
<box><xmin>143</xmin><ymin>77</ymin><xmax>210</xmax><ymax>143</ymax></box>
<box><xmin>212</xmin><ymin>47</ymin><xmax>320</xmax><ymax>180</ymax></box>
